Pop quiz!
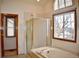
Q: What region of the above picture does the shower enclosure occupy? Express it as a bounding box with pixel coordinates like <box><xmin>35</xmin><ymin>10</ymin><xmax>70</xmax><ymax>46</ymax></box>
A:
<box><xmin>26</xmin><ymin>19</ymin><xmax>33</xmax><ymax>52</ymax></box>
<box><xmin>26</xmin><ymin>17</ymin><xmax>51</xmax><ymax>52</ymax></box>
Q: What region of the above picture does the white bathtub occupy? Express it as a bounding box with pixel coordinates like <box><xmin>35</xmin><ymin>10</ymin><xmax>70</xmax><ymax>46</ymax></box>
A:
<box><xmin>31</xmin><ymin>47</ymin><xmax>79</xmax><ymax>58</ymax></box>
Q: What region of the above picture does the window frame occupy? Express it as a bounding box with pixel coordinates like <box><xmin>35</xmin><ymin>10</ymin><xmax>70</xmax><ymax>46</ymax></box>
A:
<box><xmin>6</xmin><ymin>16</ymin><xmax>16</xmax><ymax>38</ymax></box>
<box><xmin>54</xmin><ymin>0</ymin><xmax>74</xmax><ymax>11</ymax></box>
<box><xmin>53</xmin><ymin>10</ymin><xmax>77</xmax><ymax>43</ymax></box>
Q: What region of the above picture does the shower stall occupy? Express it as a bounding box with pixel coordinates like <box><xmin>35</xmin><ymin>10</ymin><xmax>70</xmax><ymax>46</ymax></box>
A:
<box><xmin>26</xmin><ymin>17</ymin><xmax>51</xmax><ymax>52</ymax></box>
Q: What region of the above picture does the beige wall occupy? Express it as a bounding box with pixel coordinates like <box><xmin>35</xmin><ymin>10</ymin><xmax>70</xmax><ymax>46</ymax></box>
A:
<box><xmin>39</xmin><ymin>0</ymin><xmax>53</xmax><ymax>18</ymax></box>
<box><xmin>0</xmin><ymin>0</ymin><xmax>1</xmax><ymax>10</ymax></box>
<box><xmin>52</xmin><ymin>0</ymin><xmax>79</xmax><ymax>56</ymax></box>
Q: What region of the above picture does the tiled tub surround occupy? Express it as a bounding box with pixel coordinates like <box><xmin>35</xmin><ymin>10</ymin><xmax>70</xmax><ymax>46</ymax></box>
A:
<box><xmin>31</xmin><ymin>47</ymin><xmax>79</xmax><ymax>58</ymax></box>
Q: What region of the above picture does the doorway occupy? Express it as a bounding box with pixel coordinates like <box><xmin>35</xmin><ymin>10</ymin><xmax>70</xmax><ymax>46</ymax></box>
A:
<box><xmin>0</xmin><ymin>13</ymin><xmax>18</xmax><ymax>57</ymax></box>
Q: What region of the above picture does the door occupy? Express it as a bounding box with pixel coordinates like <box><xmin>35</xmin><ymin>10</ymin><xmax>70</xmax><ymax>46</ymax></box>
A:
<box><xmin>0</xmin><ymin>13</ymin><xmax>18</xmax><ymax>57</ymax></box>
<box><xmin>0</xmin><ymin>13</ymin><xmax>2</xmax><ymax>57</ymax></box>
<box><xmin>0</xmin><ymin>14</ymin><xmax>4</xmax><ymax>57</ymax></box>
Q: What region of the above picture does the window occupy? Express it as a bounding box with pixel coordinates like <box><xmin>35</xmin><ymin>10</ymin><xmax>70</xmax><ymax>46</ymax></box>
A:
<box><xmin>54</xmin><ymin>11</ymin><xmax>76</xmax><ymax>42</ymax></box>
<box><xmin>54</xmin><ymin>0</ymin><xmax>73</xmax><ymax>10</ymax></box>
<box><xmin>6</xmin><ymin>17</ymin><xmax>15</xmax><ymax>37</ymax></box>
<box><xmin>53</xmin><ymin>0</ymin><xmax>77</xmax><ymax>42</ymax></box>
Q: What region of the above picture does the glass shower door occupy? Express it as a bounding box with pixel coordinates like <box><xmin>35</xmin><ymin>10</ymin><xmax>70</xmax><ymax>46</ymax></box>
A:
<box><xmin>26</xmin><ymin>20</ymin><xmax>33</xmax><ymax>52</ymax></box>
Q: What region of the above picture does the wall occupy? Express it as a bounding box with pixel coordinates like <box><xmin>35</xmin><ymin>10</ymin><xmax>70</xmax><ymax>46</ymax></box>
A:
<box><xmin>0</xmin><ymin>0</ymin><xmax>49</xmax><ymax>54</ymax></box>
<box><xmin>52</xmin><ymin>0</ymin><xmax>79</xmax><ymax>56</ymax></box>
<box><xmin>42</xmin><ymin>0</ymin><xmax>53</xmax><ymax>18</ymax></box>
<box><xmin>0</xmin><ymin>0</ymin><xmax>2</xmax><ymax>10</ymax></box>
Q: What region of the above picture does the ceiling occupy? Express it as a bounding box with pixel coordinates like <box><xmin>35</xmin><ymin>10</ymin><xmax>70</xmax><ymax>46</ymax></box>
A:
<box><xmin>33</xmin><ymin>0</ymin><xmax>51</xmax><ymax>7</ymax></box>
<box><xmin>1</xmin><ymin>0</ymin><xmax>53</xmax><ymax>8</ymax></box>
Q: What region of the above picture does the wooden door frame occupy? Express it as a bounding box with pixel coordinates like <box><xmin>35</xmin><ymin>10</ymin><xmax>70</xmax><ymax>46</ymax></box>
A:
<box><xmin>1</xmin><ymin>13</ymin><xmax>18</xmax><ymax>57</ymax></box>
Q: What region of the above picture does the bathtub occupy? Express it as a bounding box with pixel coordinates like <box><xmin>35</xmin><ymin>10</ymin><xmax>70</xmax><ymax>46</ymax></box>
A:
<box><xmin>31</xmin><ymin>47</ymin><xmax>79</xmax><ymax>58</ymax></box>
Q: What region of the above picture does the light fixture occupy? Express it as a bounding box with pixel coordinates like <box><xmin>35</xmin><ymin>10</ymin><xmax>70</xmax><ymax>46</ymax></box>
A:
<box><xmin>37</xmin><ymin>0</ymin><xmax>40</xmax><ymax>2</ymax></box>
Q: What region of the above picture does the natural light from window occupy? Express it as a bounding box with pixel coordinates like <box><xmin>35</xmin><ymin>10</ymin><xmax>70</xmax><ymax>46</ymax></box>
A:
<box><xmin>54</xmin><ymin>0</ymin><xmax>73</xmax><ymax>10</ymax></box>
